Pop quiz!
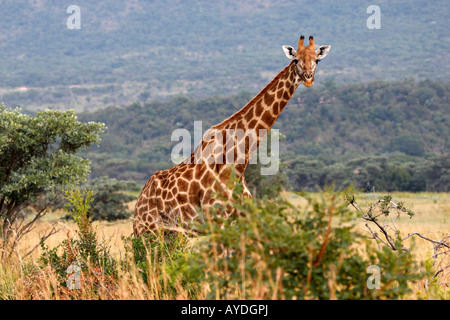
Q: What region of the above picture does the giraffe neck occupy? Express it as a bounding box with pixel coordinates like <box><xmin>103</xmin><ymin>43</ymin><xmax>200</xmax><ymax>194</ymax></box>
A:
<box><xmin>208</xmin><ymin>61</ymin><xmax>302</xmax><ymax>175</ymax></box>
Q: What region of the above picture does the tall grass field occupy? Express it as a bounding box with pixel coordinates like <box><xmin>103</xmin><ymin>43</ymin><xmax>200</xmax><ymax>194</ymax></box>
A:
<box><xmin>1</xmin><ymin>191</ymin><xmax>448</xmax><ymax>300</ymax></box>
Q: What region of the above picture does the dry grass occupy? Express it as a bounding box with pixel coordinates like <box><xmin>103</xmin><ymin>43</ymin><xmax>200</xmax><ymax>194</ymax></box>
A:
<box><xmin>2</xmin><ymin>191</ymin><xmax>449</xmax><ymax>300</ymax></box>
<box><xmin>285</xmin><ymin>191</ymin><xmax>450</xmax><ymax>246</ymax></box>
<box><xmin>285</xmin><ymin>191</ymin><xmax>450</xmax><ymax>298</ymax></box>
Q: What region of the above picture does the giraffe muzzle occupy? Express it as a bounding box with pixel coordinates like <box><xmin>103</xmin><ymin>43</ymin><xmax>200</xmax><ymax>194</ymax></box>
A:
<box><xmin>302</xmin><ymin>73</ymin><xmax>314</xmax><ymax>87</ymax></box>
<box><xmin>304</xmin><ymin>72</ymin><xmax>313</xmax><ymax>80</ymax></box>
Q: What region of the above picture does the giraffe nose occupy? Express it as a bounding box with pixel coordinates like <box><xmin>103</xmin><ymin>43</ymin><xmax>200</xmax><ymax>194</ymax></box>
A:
<box><xmin>304</xmin><ymin>72</ymin><xmax>313</xmax><ymax>79</ymax></box>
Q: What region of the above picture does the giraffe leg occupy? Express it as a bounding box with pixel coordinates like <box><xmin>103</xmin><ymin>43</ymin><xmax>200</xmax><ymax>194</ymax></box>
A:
<box><xmin>242</xmin><ymin>179</ymin><xmax>253</xmax><ymax>199</ymax></box>
<box><xmin>133</xmin><ymin>208</ymin><xmax>160</xmax><ymax>238</ymax></box>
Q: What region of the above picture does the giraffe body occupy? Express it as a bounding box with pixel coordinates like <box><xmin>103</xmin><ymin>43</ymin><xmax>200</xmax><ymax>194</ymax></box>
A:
<box><xmin>133</xmin><ymin>35</ymin><xmax>331</xmax><ymax>237</ymax></box>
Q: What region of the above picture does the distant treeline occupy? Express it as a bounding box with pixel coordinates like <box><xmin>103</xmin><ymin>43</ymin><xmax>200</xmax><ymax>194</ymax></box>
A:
<box><xmin>78</xmin><ymin>78</ymin><xmax>449</xmax><ymax>192</ymax></box>
<box><xmin>283</xmin><ymin>153</ymin><xmax>449</xmax><ymax>193</ymax></box>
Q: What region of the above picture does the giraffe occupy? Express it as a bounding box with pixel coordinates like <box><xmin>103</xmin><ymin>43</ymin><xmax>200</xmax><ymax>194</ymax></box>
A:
<box><xmin>133</xmin><ymin>35</ymin><xmax>331</xmax><ymax>237</ymax></box>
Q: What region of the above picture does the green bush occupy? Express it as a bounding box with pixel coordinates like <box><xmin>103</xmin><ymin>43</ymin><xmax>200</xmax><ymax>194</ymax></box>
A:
<box><xmin>36</xmin><ymin>186</ymin><xmax>433</xmax><ymax>300</ymax></box>
<box><xmin>183</xmin><ymin>186</ymin><xmax>428</xmax><ymax>299</ymax></box>
<box><xmin>121</xmin><ymin>231</ymin><xmax>197</xmax><ymax>298</ymax></box>
<box><xmin>40</xmin><ymin>189</ymin><xmax>117</xmax><ymax>291</ymax></box>
<box><xmin>60</xmin><ymin>177</ymin><xmax>139</xmax><ymax>221</ymax></box>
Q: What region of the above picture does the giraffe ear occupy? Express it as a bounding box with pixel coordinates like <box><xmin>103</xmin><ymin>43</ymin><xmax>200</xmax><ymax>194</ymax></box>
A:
<box><xmin>282</xmin><ymin>45</ymin><xmax>297</xmax><ymax>60</ymax></box>
<box><xmin>316</xmin><ymin>45</ymin><xmax>331</xmax><ymax>61</ymax></box>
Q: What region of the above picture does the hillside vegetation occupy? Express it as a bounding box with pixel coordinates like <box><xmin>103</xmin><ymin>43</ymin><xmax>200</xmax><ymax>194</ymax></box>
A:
<box><xmin>77</xmin><ymin>78</ymin><xmax>449</xmax><ymax>192</ymax></box>
<box><xmin>1</xmin><ymin>1</ymin><xmax>449</xmax><ymax>302</ymax></box>
<box><xmin>0</xmin><ymin>0</ymin><xmax>448</xmax><ymax>110</ymax></box>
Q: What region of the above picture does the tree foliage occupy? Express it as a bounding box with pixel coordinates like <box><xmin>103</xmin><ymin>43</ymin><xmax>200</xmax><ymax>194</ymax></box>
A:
<box><xmin>285</xmin><ymin>154</ymin><xmax>449</xmax><ymax>192</ymax></box>
<box><xmin>62</xmin><ymin>177</ymin><xmax>140</xmax><ymax>221</ymax></box>
<box><xmin>1</xmin><ymin>1</ymin><xmax>448</xmax><ymax>111</ymax></box>
<box><xmin>0</xmin><ymin>105</ymin><xmax>104</xmax><ymax>258</ymax></box>
<box><xmin>39</xmin><ymin>189</ymin><xmax>117</xmax><ymax>296</ymax></box>
<box><xmin>78</xmin><ymin>79</ymin><xmax>449</xmax><ymax>192</ymax></box>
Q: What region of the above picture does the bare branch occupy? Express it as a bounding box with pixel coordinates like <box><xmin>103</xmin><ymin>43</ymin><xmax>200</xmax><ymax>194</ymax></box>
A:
<box><xmin>22</xmin><ymin>222</ymin><xmax>64</xmax><ymax>259</ymax></box>
<box><xmin>402</xmin><ymin>232</ymin><xmax>450</xmax><ymax>249</ymax></box>
<box><xmin>434</xmin><ymin>265</ymin><xmax>450</xmax><ymax>279</ymax></box>
<box><xmin>365</xmin><ymin>222</ymin><xmax>390</xmax><ymax>248</ymax></box>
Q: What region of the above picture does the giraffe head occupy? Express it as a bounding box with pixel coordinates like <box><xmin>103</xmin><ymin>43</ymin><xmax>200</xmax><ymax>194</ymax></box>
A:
<box><xmin>282</xmin><ymin>35</ymin><xmax>331</xmax><ymax>87</ymax></box>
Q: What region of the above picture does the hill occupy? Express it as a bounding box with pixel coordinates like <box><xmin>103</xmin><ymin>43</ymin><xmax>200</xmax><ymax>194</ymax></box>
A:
<box><xmin>77</xmin><ymin>78</ymin><xmax>449</xmax><ymax>191</ymax></box>
<box><xmin>0</xmin><ymin>0</ymin><xmax>449</xmax><ymax>111</ymax></box>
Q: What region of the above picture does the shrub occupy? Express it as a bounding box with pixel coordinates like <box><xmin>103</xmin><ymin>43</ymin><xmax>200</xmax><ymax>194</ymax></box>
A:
<box><xmin>32</xmin><ymin>185</ymin><xmax>435</xmax><ymax>300</ymax></box>
<box><xmin>183</xmin><ymin>186</ymin><xmax>428</xmax><ymax>299</ymax></box>
<box><xmin>121</xmin><ymin>231</ymin><xmax>198</xmax><ymax>299</ymax></box>
<box><xmin>0</xmin><ymin>105</ymin><xmax>104</xmax><ymax>259</ymax></box>
<box><xmin>61</xmin><ymin>176</ymin><xmax>138</xmax><ymax>221</ymax></box>
<box><xmin>39</xmin><ymin>188</ymin><xmax>117</xmax><ymax>298</ymax></box>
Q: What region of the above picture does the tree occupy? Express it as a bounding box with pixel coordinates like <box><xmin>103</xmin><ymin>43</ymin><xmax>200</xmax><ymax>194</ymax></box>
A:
<box><xmin>244</xmin><ymin>131</ymin><xmax>290</xmax><ymax>198</ymax></box>
<box><xmin>419</xmin><ymin>155</ymin><xmax>450</xmax><ymax>192</ymax></box>
<box><xmin>389</xmin><ymin>134</ymin><xmax>425</xmax><ymax>157</ymax></box>
<box><xmin>0</xmin><ymin>105</ymin><xmax>105</xmax><ymax>259</ymax></box>
<box><xmin>244</xmin><ymin>161</ymin><xmax>289</xmax><ymax>199</ymax></box>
